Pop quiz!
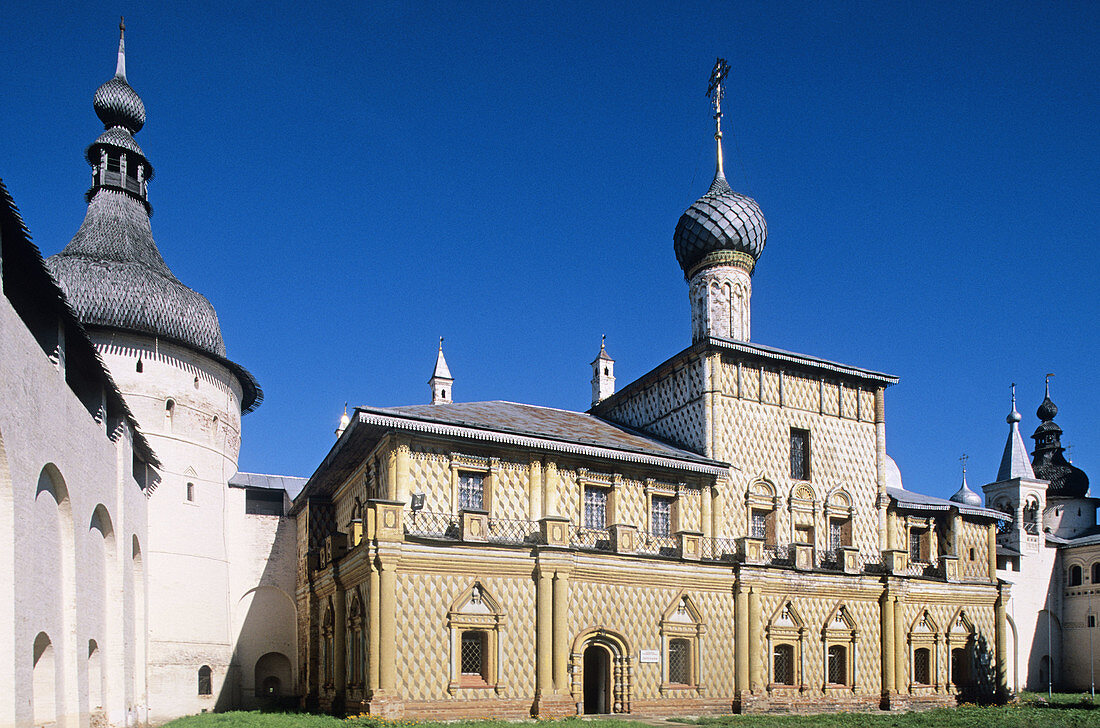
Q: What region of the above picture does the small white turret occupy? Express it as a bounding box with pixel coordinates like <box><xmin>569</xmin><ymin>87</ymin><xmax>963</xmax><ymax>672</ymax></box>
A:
<box><xmin>430</xmin><ymin>337</ymin><xmax>453</xmax><ymax>405</ymax></box>
<box><xmin>591</xmin><ymin>335</ymin><xmax>615</xmax><ymax>406</ymax></box>
<box><xmin>335</xmin><ymin>402</ymin><xmax>350</xmax><ymax>438</ymax></box>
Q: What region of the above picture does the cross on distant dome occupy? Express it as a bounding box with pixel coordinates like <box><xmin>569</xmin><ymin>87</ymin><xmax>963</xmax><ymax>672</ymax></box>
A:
<box><xmin>959</xmin><ymin>453</ymin><xmax>968</xmax><ymax>476</ymax></box>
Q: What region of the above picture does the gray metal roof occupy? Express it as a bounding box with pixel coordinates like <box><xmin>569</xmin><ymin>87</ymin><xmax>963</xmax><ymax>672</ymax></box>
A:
<box><xmin>372</xmin><ymin>401</ymin><xmax>726</xmax><ymax>469</ymax></box>
<box><xmin>887</xmin><ymin>486</ymin><xmax>1002</xmax><ymax>520</ymax></box>
<box><xmin>674</xmin><ymin>173</ymin><xmax>767</xmax><ymax>275</ymax></box>
<box><xmin>229</xmin><ymin>471</ymin><xmax>308</xmax><ymax>500</ymax></box>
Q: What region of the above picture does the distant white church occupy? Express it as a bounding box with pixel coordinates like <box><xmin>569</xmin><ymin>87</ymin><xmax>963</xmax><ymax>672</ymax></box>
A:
<box><xmin>0</xmin><ymin>23</ymin><xmax>1094</xmax><ymax>728</ymax></box>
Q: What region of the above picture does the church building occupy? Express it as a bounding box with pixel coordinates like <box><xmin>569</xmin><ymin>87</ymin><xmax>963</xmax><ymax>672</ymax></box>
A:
<box><xmin>0</xmin><ymin>25</ymin><xmax>1094</xmax><ymax>728</ymax></box>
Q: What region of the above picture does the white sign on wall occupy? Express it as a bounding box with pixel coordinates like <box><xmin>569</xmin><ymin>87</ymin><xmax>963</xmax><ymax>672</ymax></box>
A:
<box><xmin>639</xmin><ymin>649</ymin><xmax>660</xmax><ymax>663</ymax></box>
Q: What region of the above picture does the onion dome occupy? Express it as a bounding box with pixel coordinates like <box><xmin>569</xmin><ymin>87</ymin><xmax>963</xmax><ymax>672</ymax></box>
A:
<box><xmin>1031</xmin><ymin>378</ymin><xmax>1088</xmax><ymax>498</ymax></box>
<box><xmin>949</xmin><ymin>462</ymin><xmax>983</xmax><ymax>507</ymax></box>
<box><xmin>674</xmin><ymin>173</ymin><xmax>767</xmax><ymax>278</ymax></box>
<box><xmin>45</xmin><ymin>22</ymin><xmax>261</xmax><ymax>413</ymax></box>
<box><xmin>93</xmin><ymin>21</ymin><xmax>145</xmax><ymax>133</ymax></box>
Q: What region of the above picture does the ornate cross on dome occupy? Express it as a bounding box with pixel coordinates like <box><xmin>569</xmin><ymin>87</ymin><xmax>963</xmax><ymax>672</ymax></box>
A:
<box><xmin>706</xmin><ymin>58</ymin><xmax>730</xmax><ymax>134</ymax></box>
<box><xmin>959</xmin><ymin>453</ymin><xmax>968</xmax><ymax>476</ymax></box>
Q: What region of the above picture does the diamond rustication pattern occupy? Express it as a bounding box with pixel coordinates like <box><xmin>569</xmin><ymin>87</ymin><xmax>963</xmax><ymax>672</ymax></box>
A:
<box><xmin>599</xmin><ymin>359</ymin><xmax>708</xmax><ymax>455</ymax></box>
<box><xmin>673</xmin><ymin>177</ymin><xmax>767</xmax><ymax>275</ymax></box>
<box><xmin>493</xmin><ymin>462</ymin><xmax>530</xmax><ymax>521</ymax></box>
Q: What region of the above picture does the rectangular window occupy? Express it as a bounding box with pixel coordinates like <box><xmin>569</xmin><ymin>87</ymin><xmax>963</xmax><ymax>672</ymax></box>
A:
<box><xmin>910</xmin><ymin>527</ymin><xmax>929</xmax><ymax>563</ymax></box>
<box><xmin>584</xmin><ymin>488</ymin><xmax>608</xmax><ymax>530</ymax></box>
<box><xmin>914</xmin><ymin>647</ymin><xmax>931</xmax><ymax>684</ymax></box>
<box><xmin>458</xmin><ymin>473</ymin><xmax>484</xmax><ymax>512</ymax></box>
<box><xmin>829</xmin><ymin>517</ymin><xmax>852</xmax><ymax>551</ymax></box>
<box><xmin>790</xmin><ymin>428</ymin><xmax>810</xmax><ymax>480</ymax></box>
<box><xmin>773</xmin><ymin>644</ymin><xmax>795</xmax><ymax>685</ymax></box>
<box><xmin>1090</xmin><ymin>615</ymin><xmax>1096</xmax><ymax>629</ymax></box>
<box><xmin>827</xmin><ymin>645</ymin><xmax>847</xmax><ymax>685</ymax></box>
<box><xmin>245</xmin><ymin>488</ymin><xmax>283</xmax><ymax>516</ymax></box>
<box><xmin>668</xmin><ymin>638</ymin><xmax>692</xmax><ymax>685</ymax></box>
<box><xmin>461</xmin><ymin>631</ymin><xmax>487</xmax><ymax>679</ymax></box>
<box><xmin>652</xmin><ymin>495</ymin><xmax>673</xmax><ymax>537</ymax></box>
<box><xmin>750</xmin><ymin>509</ymin><xmax>768</xmax><ymax>540</ymax></box>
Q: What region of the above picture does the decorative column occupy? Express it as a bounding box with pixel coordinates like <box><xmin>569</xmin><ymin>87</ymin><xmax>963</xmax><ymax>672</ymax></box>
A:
<box><xmin>987</xmin><ymin>523</ymin><xmax>998</xmax><ymax>581</ymax></box>
<box><xmin>735</xmin><ymin>582</ymin><xmax>749</xmax><ymax>694</ymax></box>
<box><xmin>334</xmin><ymin>588</ymin><xmax>347</xmax><ymax>696</ymax></box>
<box><xmin>893</xmin><ymin>598</ymin><xmax>906</xmax><ymax>694</ymax></box>
<box><xmin>748</xmin><ymin>587</ymin><xmax>762</xmax><ymax>692</ymax></box>
<box><xmin>995</xmin><ymin>587</ymin><xmax>1009</xmax><ymax>698</ymax></box>
<box><xmin>367</xmin><ymin>564</ymin><xmax>380</xmax><ymax>693</ymax></box>
<box><xmin>701</xmin><ymin>486</ymin><xmax>713</xmax><ymax>539</ymax></box>
<box><xmin>529</xmin><ymin>459</ymin><xmax>543</xmax><ymax>521</ymax></box>
<box><xmin>552</xmin><ymin>571</ymin><xmax>570</xmax><ymax>694</ymax></box>
<box><xmin>385</xmin><ymin>447</ymin><xmax>398</xmax><ymax>501</ymax></box>
<box><xmin>881</xmin><ymin>589</ymin><xmax>895</xmax><ymax>695</ymax></box>
<box><xmin>545</xmin><ymin>460</ymin><xmax>560</xmax><ymax>517</ymax></box>
<box><xmin>378</xmin><ymin>558</ymin><xmax>398</xmax><ymax>692</ymax></box>
<box><xmin>536</xmin><ymin>566</ymin><xmax>553</xmax><ymax>694</ymax></box>
<box><xmin>394</xmin><ymin>439</ymin><xmax>411</xmax><ymax>504</ymax></box>
<box><xmin>875</xmin><ymin>387</ymin><xmax>888</xmax><ymax>552</ymax></box>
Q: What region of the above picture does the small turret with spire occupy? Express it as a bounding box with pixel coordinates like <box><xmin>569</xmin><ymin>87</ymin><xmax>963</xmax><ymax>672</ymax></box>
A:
<box><xmin>429</xmin><ymin>337</ymin><xmax>453</xmax><ymax>405</ymax></box>
<box><xmin>997</xmin><ymin>383</ymin><xmax>1035</xmax><ymax>482</ymax></box>
<box><xmin>590</xmin><ymin>335</ymin><xmax>615</xmax><ymax>407</ymax></box>
<box><xmin>335</xmin><ymin>403</ymin><xmax>351</xmax><ymax>438</ymax></box>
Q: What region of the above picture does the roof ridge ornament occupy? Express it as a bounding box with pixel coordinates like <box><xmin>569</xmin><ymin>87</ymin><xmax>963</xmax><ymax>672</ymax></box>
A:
<box><xmin>706</xmin><ymin>58</ymin><xmax>730</xmax><ymax>184</ymax></box>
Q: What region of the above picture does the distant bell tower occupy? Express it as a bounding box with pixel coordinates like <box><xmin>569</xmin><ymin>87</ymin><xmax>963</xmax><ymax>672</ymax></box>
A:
<box><xmin>673</xmin><ymin>58</ymin><xmax>767</xmax><ymax>343</ymax></box>
<box><xmin>590</xmin><ymin>335</ymin><xmax>615</xmax><ymax>406</ymax></box>
<box><xmin>430</xmin><ymin>337</ymin><xmax>453</xmax><ymax>404</ymax></box>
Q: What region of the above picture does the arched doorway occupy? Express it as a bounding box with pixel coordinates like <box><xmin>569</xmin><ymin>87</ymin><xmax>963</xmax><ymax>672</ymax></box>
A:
<box><xmin>583</xmin><ymin>644</ymin><xmax>610</xmax><ymax>714</ymax></box>
<box><xmin>573</xmin><ymin>630</ymin><xmax>630</xmax><ymax>714</ymax></box>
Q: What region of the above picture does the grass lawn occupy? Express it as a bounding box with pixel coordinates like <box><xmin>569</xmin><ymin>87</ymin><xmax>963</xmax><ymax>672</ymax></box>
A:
<box><xmin>161</xmin><ymin>696</ymin><xmax>1100</xmax><ymax>728</ymax></box>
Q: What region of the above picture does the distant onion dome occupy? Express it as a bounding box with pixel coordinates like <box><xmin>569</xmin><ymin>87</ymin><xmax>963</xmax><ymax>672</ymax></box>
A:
<box><xmin>673</xmin><ymin>174</ymin><xmax>767</xmax><ymax>278</ymax></box>
<box><xmin>1031</xmin><ymin>382</ymin><xmax>1088</xmax><ymax>499</ymax></box>
<box><xmin>949</xmin><ymin>470</ymin><xmax>983</xmax><ymax>508</ymax></box>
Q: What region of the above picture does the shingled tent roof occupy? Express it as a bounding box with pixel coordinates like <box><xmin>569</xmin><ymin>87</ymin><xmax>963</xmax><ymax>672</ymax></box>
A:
<box><xmin>0</xmin><ymin>177</ymin><xmax>160</xmax><ymax>470</ymax></box>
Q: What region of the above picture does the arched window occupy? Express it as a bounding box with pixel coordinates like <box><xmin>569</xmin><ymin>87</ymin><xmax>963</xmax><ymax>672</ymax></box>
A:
<box><xmin>1070</xmin><ymin>565</ymin><xmax>1083</xmax><ymax>586</ymax></box>
<box><xmin>913</xmin><ymin>647</ymin><xmax>931</xmax><ymax>684</ymax></box>
<box><xmin>1023</xmin><ymin>499</ymin><xmax>1040</xmax><ymax>534</ymax></box>
<box><xmin>827</xmin><ymin>645</ymin><xmax>847</xmax><ymax>685</ymax></box>
<box><xmin>321</xmin><ymin>604</ymin><xmax>335</xmax><ymax>687</ymax></box>
<box><xmin>1091</xmin><ymin>563</ymin><xmax>1100</xmax><ymax>584</ymax></box>
<box><xmin>198</xmin><ymin>665</ymin><xmax>212</xmax><ymax>696</ymax></box>
<box><xmin>773</xmin><ymin>643</ymin><xmax>795</xmax><ymax>685</ymax></box>
<box><xmin>668</xmin><ymin>638</ymin><xmax>692</xmax><ymax>685</ymax></box>
<box><xmin>186</xmin><ymin>482</ymin><xmax>195</xmax><ymax>502</ymax></box>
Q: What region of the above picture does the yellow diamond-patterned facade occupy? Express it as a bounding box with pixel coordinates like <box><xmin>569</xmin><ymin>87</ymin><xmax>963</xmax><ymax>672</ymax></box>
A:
<box><xmin>293</xmin><ymin>335</ymin><xmax>1009</xmax><ymax>716</ymax></box>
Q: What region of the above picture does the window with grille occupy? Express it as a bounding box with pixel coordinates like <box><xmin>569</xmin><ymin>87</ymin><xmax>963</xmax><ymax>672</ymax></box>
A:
<box><xmin>668</xmin><ymin>638</ymin><xmax>691</xmax><ymax>685</ymax></box>
<box><xmin>790</xmin><ymin>428</ymin><xmax>810</xmax><ymax>480</ymax></box>
<box><xmin>827</xmin><ymin>645</ymin><xmax>846</xmax><ymax>685</ymax></box>
<box><xmin>461</xmin><ymin>631</ymin><xmax>487</xmax><ymax>679</ymax></box>
<box><xmin>773</xmin><ymin>644</ymin><xmax>795</xmax><ymax>685</ymax></box>
<box><xmin>910</xmin><ymin>528</ymin><xmax>928</xmax><ymax>563</ymax></box>
<box><xmin>198</xmin><ymin>665</ymin><xmax>212</xmax><ymax>696</ymax></box>
<box><xmin>829</xmin><ymin>519</ymin><xmax>843</xmax><ymax>551</ymax></box>
<box><xmin>652</xmin><ymin>496</ymin><xmax>673</xmax><ymax>537</ymax></box>
<box><xmin>458</xmin><ymin>473</ymin><xmax>484</xmax><ymax>512</ymax></box>
<box><xmin>913</xmin><ymin>647</ymin><xmax>931</xmax><ymax>684</ymax></box>
<box><xmin>584</xmin><ymin>488</ymin><xmax>608</xmax><ymax>530</ymax></box>
<box><xmin>750</xmin><ymin>509</ymin><xmax>768</xmax><ymax>540</ymax></box>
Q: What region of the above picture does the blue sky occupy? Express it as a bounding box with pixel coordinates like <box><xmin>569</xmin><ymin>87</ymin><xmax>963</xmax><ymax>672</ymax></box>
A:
<box><xmin>3</xmin><ymin>2</ymin><xmax>1097</xmax><ymax>500</ymax></box>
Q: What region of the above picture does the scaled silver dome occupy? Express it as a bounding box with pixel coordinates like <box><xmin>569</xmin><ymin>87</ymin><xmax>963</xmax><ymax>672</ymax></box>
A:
<box><xmin>93</xmin><ymin>77</ymin><xmax>146</xmax><ymax>133</ymax></box>
<box><xmin>674</xmin><ymin>174</ymin><xmax>767</xmax><ymax>276</ymax></box>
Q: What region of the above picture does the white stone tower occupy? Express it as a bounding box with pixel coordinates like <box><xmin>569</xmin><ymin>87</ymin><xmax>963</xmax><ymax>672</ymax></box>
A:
<box><xmin>430</xmin><ymin>338</ymin><xmax>453</xmax><ymax>404</ymax></box>
<box><xmin>673</xmin><ymin>59</ymin><xmax>766</xmax><ymax>343</ymax></box>
<box><xmin>590</xmin><ymin>336</ymin><xmax>615</xmax><ymax>406</ymax></box>
<box><xmin>45</xmin><ymin>25</ymin><xmax>295</xmax><ymax>723</ymax></box>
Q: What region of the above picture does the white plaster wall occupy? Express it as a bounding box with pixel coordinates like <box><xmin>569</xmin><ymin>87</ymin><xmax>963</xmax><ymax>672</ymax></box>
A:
<box><xmin>93</xmin><ymin>333</ymin><xmax>242</xmax><ymax>722</ymax></box>
<box><xmin>999</xmin><ymin>542</ymin><xmax>1059</xmax><ymax>692</ymax></box>
<box><xmin>0</xmin><ymin>297</ymin><xmax>149</xmax><ymax>728</ymax></box>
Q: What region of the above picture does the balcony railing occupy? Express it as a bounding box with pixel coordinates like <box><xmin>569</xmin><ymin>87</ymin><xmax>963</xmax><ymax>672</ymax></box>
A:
<box><xmin>396</xmin><ymin>510</ymin><xmax>893</xmax><ymax>572</ymax></box>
